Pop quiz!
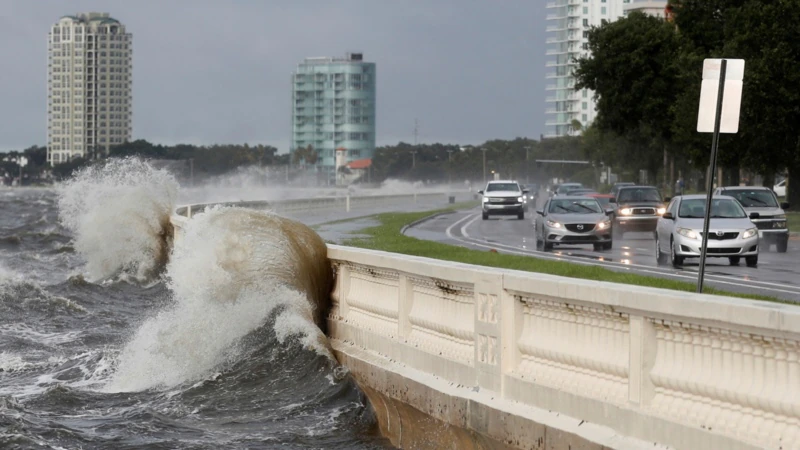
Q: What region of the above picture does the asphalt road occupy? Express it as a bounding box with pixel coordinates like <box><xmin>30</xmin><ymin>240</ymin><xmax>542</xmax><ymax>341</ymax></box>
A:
<box><xmin>404</xmin><ymin>206</ymin><xmax>800</xmax><ymax>302</ymax></box>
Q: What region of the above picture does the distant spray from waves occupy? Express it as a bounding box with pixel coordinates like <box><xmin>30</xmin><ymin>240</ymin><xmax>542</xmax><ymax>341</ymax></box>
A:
<box><xmin>106</xmin><ymin>206</ymin><xmax>333</xmax><ymax>392</ymax></box>
<box><xmin>57</xmin><ymin>158</ymin><xmax>178</xmax><ymax>282</ymax></box>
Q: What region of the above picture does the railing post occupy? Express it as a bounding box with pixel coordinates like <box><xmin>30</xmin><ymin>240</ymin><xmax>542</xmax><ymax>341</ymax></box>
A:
<box><xmin>398</xmin><ymin>274</ymin><xmax>413</xmax><ymax>339</ymax></box>
<box><xmin>187</xmin><ymin>204</ymin><xmax>192</xmax><ymax>218</ymax></box>
<box><xmin>629</xmin><ymin>315</ymin><xmax>656</xmax><ymax>407</ymax></box>
<box><xmin>346</xmin><ymin>195</ymin><xmax>350</xmax><ymax>212</ymax></box>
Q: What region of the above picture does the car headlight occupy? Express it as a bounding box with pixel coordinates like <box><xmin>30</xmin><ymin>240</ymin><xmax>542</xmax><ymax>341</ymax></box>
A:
<box><xmin>657</xmin><ymin>208</ymin><xmax>666</xmax><ymax>215</ymax></box>
<box><xmin>774</xmin><ymin>214</ymin><xmax>786</xmax><ymax>219</ymax></box>
<box><xmin>677</xmin><ymin>227</ymin><xmax>699</xmax><ymax>239</ymax></box>
<box><xmin>775</xmin><ymin>221</ymin><xmax>787</xmax><ymax>228</ymax></box>
<box><xmin>597</xmin><ymin>220</ymin><xmax>611</xmax><ymax>230</ymax></box>
<box><xmin>546</xmin><ymin>219</ymin><xmax>561</xmax><ymax>228</ymax></box>
<box><xmin>742</xmin><ymin>228</ymin><xmax>758</xmax><ymax>239</ymax></box>
<box><xmin>523</xmin><ymin>195</ymin><xmax>528</xmax><ymax>200</ymax></box>
<box><xmin>482</xmin><ymin>197</ymin><xmax>490</xmax><ymax>203</ymax></box>
<box><xmin>619</xmin><ymin>208</ymin><xmax>632</xmax><ymax>216</ymax></box>
<box><xmin>518</xmin><ymin>196</ymin><xmax>524</xmax><ymax>202</ymax></box>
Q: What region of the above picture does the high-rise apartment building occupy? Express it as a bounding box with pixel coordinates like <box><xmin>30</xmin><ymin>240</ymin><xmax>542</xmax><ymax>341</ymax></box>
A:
<box><xmin>291</xmin><ymin>53</ymin><xmax>376</xmax><ymax>183</ymax></box>
<box><xmin>544</xmin><ymin>1</ymin><xmax>628</xmax><ymax>138</ymax></box>
<box><xmin>47</xmin><ymin>12</ymin><xmax>132</xmax><ymax>165</ymax></box>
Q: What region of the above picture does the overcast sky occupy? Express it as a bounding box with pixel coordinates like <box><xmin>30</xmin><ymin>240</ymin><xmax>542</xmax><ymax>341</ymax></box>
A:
<box><xmin>0</xmin><ymin>0</ymin><xmax>547</xmax><ymax>152</ymax></box>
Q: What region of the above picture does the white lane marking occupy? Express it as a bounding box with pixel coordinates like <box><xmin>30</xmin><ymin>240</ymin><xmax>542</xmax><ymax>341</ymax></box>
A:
<box><xmin>437</xmin><ymin>213</ymin><xmax>800</xmax><ymax>297</ymax></box>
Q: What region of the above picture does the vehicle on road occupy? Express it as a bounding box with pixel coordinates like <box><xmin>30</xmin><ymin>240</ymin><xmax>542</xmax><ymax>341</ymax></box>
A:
<box><xmin>522</xmin><ymin>183</ymin><xmax>539</xmax><ymax>209</ymax></box>
<box><xmin>479</xmin><ymin>180</ymin><xmax>528</xmax><ymax>220</ymax></box>
<box><xmin>553</xmin><ymin>182</ymin><xmax>584</xmax><ymax>197</ymax></box>
<box><xmin>586</xmin><ymin>193</ymin><xmax>615</xmax><ymax>209</ymax></box>
<box><xmin>655</xmin><ymin>195</ymin><xmax>760</xmax><ymax>267</ymax></box>
<box><xmin>714</xmin><ymin>186</ymin><xmax>790</xmax><ymax>252</ymax></box>
<box><xmin>610</xmin><ymin>182</ymin><xmax>636</xmax><ymax>199</ymax></box>
<box><xmin>534</xmin><ymin>196</ymin><xmax>613</xmax><ymax>251</ymax></box>
<box><xmin>611</xmin><ymin>185</ymin><xmax>667</xmax><ymax>237</ymax></box>
<box><xmin>565</xmin><ymin>188</ymin><xmax>598</xmax><ymax>196</ymax></box>
<box><xmin>774</xmin><ymin>179</ymin><xmax>787</xmax><ymax>197</ymax></box>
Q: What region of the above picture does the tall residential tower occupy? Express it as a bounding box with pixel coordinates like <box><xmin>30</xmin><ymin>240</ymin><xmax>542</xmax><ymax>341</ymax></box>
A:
<box><xmin>544</xmin><ymin>1</ymin><xmax>627</xmax><ymax>138</ymax></box>
<box><xmin>47</xmin><ymin>12</ymin><xmax>132</xmax><ymax>165</ymax></box>
<box><xmin>291</xmin><ymin>52</ymin><xmax>376</xmax><ymax>183</ymax></box>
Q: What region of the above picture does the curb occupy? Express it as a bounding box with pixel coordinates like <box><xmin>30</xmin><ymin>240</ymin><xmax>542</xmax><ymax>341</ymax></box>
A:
<box><xmin>400</xmin><ymin>212</ymin><xmax>452</xmax><ymax>235</ymax></box>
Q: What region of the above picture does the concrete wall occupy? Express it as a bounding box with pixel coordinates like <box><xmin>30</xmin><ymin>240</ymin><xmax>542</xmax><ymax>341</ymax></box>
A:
<box><xmin>327</xmin><ymin>245</ymin><xmax>800</xmax><ymax>450</ymax></box>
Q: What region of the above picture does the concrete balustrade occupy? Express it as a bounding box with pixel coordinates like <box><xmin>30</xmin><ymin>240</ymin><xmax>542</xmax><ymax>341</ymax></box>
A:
<box><xmin>327</xmin><ymin>244</ymin><xmax>800</xmax><ymax>450</ymax></box>
<box><xmin>170</xmin><ymin>197</ymin><xmax>800</xmax><ymax>449</ymax></box>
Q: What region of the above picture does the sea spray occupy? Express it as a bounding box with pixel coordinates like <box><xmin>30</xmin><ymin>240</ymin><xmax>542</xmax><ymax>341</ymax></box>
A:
<box><xmin>57</xmin><ymin>158</ymin><xmax>178</xmax><ymax>282</ymax></box>
<box><xmin>106</xmin><ymin>206</ymin><xmax>333</xmax><ymax>391</ymax></box>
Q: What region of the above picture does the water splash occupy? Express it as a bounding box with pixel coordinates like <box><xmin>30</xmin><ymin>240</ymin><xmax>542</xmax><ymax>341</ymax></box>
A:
<box><xmin>106</xmin><ymin>206</ymin><xmax>332</xmax><ymax>392</ymax></box>
<box><xmin>57</xmin><ymin>158</ymin><xmax>178</xmax><ymax>282</ymax></box>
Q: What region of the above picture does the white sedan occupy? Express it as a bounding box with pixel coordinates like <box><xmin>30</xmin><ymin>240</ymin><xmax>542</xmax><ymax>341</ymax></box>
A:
<box><xmin>774</xmin><ymin>179</ymin><xmax>787</xmax><ymax>197</ymax></box>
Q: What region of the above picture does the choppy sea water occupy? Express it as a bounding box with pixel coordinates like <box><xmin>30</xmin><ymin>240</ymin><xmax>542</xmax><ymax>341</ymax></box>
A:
<box><xmin>0</xmin><ymin>161</ymin><xmax>391</xmax><ymax>449</ymax></box>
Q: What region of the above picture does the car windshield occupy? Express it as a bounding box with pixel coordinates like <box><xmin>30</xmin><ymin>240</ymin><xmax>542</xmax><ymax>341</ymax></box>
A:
<box><xmin>678</xmin><ymin>198</ymin><xmax>746</xmax><ymax>218</ymax></box>
<box><xmin>721</xmin><ymin>189</ymin><xmax>778</xmax><ymax>208</ymax></box>
<box><xmin>486</xmin><ymin>183</ymin><xmax>520</xmax><ymax>192</ymax></box>
<box><xmin>548</xmin><ymin>199</ymin><xmax>602</xmax><ymax>214</ymax></box>
<box><xmin>556</xmin><ymin>184</ymin><xmax>582</xmax><ymax>194</ymax></box>
<box><xmin>617</xmin><ymin>188</ymin><xmax>661</xmax><ymax>203</ymax></box>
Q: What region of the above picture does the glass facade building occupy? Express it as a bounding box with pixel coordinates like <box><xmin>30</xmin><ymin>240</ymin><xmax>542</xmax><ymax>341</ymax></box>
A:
<box><xmin>544</xmin><ymin>1</ymin><xmax>627</xmax><ymax>138</ymax></box>
<box><xmin>291</xmin><ymin>53</ymin><xmax>376</xmax><ymax>183</ymax></box>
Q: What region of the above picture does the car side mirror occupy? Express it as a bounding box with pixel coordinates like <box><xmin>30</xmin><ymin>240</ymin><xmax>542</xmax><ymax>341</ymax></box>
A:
<box><xmin>605</xmin><ymin>209</ymin><xmax>614</xmax><ymax>216</ymax></box>
<box><xmin>749</xmin><ymin>212</ymin><xmax>760</xmax><ymax>219</ymax></box>
<box><xmin>536</xmin><ymin>209</ymin><xmax>544</xmax><ymax>216</ymax></box>
<box><xmin>609</xmin><ymin>197</ymin><xmax>617</xmax><ymax>203</ymax></box>
<box><xmin>781</xmin><ymin>202</ymin><xmax>790</xmax><ymax>210</ymax></box>
<box><xmin>664</xmin><ymin>197</ymin><xmax>671</xmax><ymax>202</ymax></box>
<box><xmin>662</xmin><ymin>212</ymin><xmax>674</xmax><ymax>220</ymax></box>
<box><xmin>478</xmin><ymin>190</ymin><xmax>484</xmax><ymax>195</ymax></box>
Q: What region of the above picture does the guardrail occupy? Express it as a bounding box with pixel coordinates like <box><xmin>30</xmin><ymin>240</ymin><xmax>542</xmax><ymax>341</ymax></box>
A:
<box><xmin>174</xmin><ymin>192</ymin><xmax>449</xmax><ymax>218</ymax></box>
<box><xmin>326</xmin><ymin>245</ymin><xmax>800</xmax><ymax>450</ymax></box>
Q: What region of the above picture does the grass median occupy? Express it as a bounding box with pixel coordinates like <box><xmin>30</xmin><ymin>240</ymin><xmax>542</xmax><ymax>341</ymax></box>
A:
<box><xmin>787</xmin><ymin>211</ymin><xmax>800</xmax><ymax>233</ymax></box>
<box><xmin>337</xmin><ymin>205</ymin><xmax>785</xmax><ymax>303</ymax></box>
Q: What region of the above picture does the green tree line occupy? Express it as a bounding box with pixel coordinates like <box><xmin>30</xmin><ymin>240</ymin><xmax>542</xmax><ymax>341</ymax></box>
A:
<box><xmin>573</xmin><ymin>0</ymin><xmax>800</xmax><ymax>203</ymax></box>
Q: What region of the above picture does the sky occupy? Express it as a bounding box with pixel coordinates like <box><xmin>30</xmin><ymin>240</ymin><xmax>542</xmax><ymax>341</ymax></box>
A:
<box><xmin>0</xmin><ymin>0</ymin><xmax>548</xmax><ymax>153</ymax></box>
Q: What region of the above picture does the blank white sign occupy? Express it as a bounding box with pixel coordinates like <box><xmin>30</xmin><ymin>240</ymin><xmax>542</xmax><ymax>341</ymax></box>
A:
<box><xmin>696</xmin><ymin>59</ymin><xmax>744</xmax><ymax>133</ymax></box>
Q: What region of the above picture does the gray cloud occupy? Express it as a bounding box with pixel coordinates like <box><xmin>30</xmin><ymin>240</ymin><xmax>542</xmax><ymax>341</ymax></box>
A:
<box><xmin>0</xmin><ymin>0</ymin><xmax>547</xmax><ymax>152</ymax></box>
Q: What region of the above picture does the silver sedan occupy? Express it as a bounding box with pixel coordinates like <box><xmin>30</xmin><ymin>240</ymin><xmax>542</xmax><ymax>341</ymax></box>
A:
<box><xmin>535</xmin><ymin>197</ymin><xmax>614</xmax><ymax>251</ymax></box>
<box><xmin>655</xmin><ymin>195</ymin><xmax>760</xmax><ymax>267</ymax></box>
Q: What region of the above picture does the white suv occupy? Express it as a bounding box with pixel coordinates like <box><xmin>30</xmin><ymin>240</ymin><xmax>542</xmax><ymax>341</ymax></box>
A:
<box><xmin>479</xmin><ymin>180</ymin><xmax>528</xmax><ymax>220</ymax></box>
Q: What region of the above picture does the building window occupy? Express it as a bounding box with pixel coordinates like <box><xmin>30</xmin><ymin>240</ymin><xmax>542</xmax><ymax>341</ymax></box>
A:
<box><xmin>582</xmin><ymin>102</ymin><xmax>588</xmax><ymax>109</ymax></box>
<box><xmin>601</xmin><ymin>7</ymin><xmax>606</xmax><ymax>14</ymax></box>
<box><xmin>583</xmin><ymin>7</ymin><xmax>588</xmax><ymax>14</ymax></box>
<box><xmin>583</xmin><ymin>18</ymin><xmax>589</xmax><ymax>26</ymax></box>
<box><xmin>582</xmin><ymin>114</ymin><xmax>588</xmax><ymax>122</ymax></box>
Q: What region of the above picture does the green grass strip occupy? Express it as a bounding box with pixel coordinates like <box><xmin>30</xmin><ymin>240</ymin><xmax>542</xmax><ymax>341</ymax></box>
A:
<box><xmin>340</xmin><ymin>207</ymin><xmax>787</xmax><ymax>304</ymax></box>
<box><xmin>787</xmin><ymin>212</ymin><xmax>800</xmax><ymax>233</ymax></box>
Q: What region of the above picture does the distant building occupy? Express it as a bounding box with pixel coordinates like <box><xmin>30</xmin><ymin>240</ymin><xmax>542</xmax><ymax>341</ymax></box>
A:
<box><xmin>544</xmin><ymin>1</ymin><xmax>632</xmax><ymax>138</ymax></box>
<box><xmin>291</xmin><ymin>53</ymin><xmax>376</xmax><ymax>184</ymax></box>
<box><xmin>623</xmin><ymin>0</ymin><xmax>670</xmax><ymax>18</ymax></box>
<box><xmin>47</xmin><ymin>12</ymin><xmax>132</xmax><ymax>165</ymax></box>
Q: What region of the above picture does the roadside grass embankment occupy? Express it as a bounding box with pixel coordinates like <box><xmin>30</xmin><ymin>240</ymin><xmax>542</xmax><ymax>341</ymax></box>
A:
<box><xmin>337</xmin><ymin>205</ymin><xmax>785</xmax><ymax>304</ymax></box>
<box><xmin>787</xmin><ymin>211</ymin><xmax>800</xmax><ymax>233</ymax></box>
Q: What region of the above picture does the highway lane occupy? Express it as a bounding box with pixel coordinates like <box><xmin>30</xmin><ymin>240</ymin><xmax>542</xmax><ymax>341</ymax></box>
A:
<box><xmin>404</xmin><ymin>207</ymin><xmax>800</xmax><ymax>302</ymax></box>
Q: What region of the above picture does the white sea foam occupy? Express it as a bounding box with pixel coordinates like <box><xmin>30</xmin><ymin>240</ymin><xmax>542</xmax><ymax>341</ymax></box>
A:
<box><xmin>56</xmin><ymin>157</ymin><xmax>178</xmax><ymax>282</ymax></box>
<box><xmin>105</xmin><ymin>206</ymin><xmax>328</xmax><ymax>392</ymax></box>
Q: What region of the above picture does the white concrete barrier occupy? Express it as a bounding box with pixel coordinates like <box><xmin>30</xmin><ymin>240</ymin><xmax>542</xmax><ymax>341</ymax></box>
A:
<box><xmin>327</xmin><ymin>244</ymin><xmax>800</xmax><ymax>450</ymax></box>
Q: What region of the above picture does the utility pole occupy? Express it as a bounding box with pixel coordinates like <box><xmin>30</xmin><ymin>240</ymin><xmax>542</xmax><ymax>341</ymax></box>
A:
<box><xmin>410</xmin><ymin>149</ymin><xmax>417</xmax><ymax>169</ymax></box>
<box><xmin>189</xmin><ymin>158</ymin><xmax>194</xmax><ymax>187</ymax></box>
<box><xmin>447</xmin><ymin>149</ymin><xmax>454</xmax><ymax>187</ymax></box>
<box><xmin>413</xmin><ymin>118</ymin><xmax>419</xmax><ymax>145</ymax></box>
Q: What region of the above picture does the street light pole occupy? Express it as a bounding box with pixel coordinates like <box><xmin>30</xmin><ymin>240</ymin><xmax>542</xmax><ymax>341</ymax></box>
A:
<box><xmin>524</xmin><ymin>146</ymin><xmax>532</xmax><ymax>183</ymax></box>
<box><xmin>447</xmin><ymin>149</ymin><xmax>454</xmax><ymax>187</ymax></box>
<box><xmin>481</xmin><ymin>148</ymin><xmax>487</xmax><ymax>185</ymax></box>
<box><xmin>411</xmin><ymin>150</ymin><xmax>417</xmax><ymax>169</ymax></box>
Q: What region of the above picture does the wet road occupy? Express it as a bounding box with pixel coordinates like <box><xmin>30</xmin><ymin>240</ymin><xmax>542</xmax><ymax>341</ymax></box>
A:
<box><xmin>405</xmin><ymin>206</ymin><xmax>800</xmax><ymax>302</ymax></box>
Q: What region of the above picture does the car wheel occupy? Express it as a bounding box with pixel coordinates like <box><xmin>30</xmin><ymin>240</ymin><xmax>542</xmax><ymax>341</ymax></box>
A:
<box><xmin>603</xmin><ymin>241</ymin><xmax>613</xmax><ymax>250</ymax></box>
<box><xmin>518</xmin><ymin>211</ymin><xmax>524</xmax><ymax>220</ymax></box>
<box><xmin>655</xmin><ymin>233</ymin><xmax>667</xmax><ymax>265</ymax></box>
<box><xmin>776</xmin><ymin>238</ymin><xmax>788</xmax><ymax>253</ymax></box>
<box><xmin>729</xmin><ymin>256</ymin><xmax>741</xmax><ymax>266</ymax></box>
<box><xmin>746</xmin><ymin>255</ymin><xmax>758</xmax><ymax>267</ymax></box>
<box><xmin>670</xmin><ymin>238</ymin><xmax>684</xmax><ymax>267</ymax></box>
<box><xmin>593</xmin><ymin>243</ymin><xmax>603</xmax><ymax>251</ymax></box>
<box><xmin>543</xmin><ymin>240</ymin><xmax>553</xmax><ymax>251</ymax></box>
<box><xmin>482</xmin><ymin>212</ymin><xmax>488</xmax><ymax>220</ymax></box>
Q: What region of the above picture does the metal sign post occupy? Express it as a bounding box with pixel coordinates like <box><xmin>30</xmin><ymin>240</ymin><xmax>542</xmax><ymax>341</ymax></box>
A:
<box><xmin>695</xmin><ymin>58</ymin><xmax>744</xmax><ymax>293</ymax></box>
